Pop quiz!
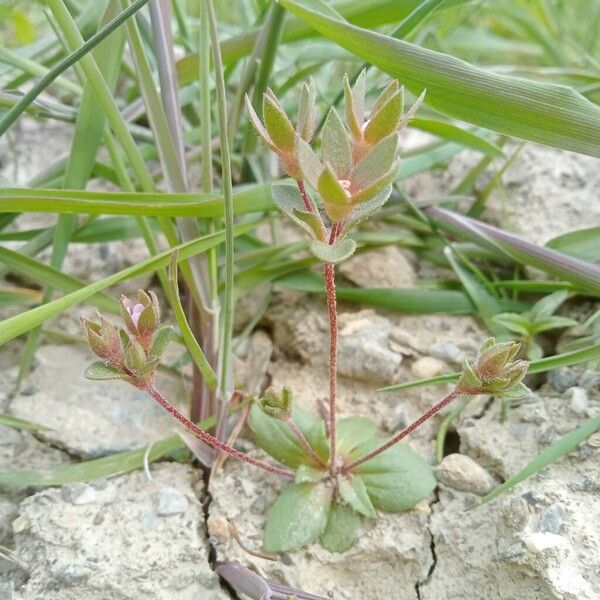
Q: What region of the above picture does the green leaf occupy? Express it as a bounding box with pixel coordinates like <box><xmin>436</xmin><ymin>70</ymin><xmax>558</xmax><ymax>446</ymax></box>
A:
<box><xmin>336</xmin><ymin>416</ymin><xmax>379</xmax><ymax>456</ymax></box>
<box><xmin>0</xmin><ymin>413</ymin><xmax>47</xmax><ymax>432</ymax></box>
<box><xmin>263</xmin><ymin>92</ymin><xmax>296</xmax><ymax>151</ymax></box>
<box><xmin>498</xmin><ymin>381</ymin><xmax>531</xmax><ymax>401</ymax></box>
<box><xmin>295</xmin><ymin>464</ymin><xmax>326</xmax><ymax>484</ymax></box>
<box><xmin>351</xmin><ymin>133</ymin><xmax>399</xmax><ymax>189</ymax></box>
<box><xmin>350</xmin><ymin>439</ymin><xmax>436</xmax><ymax>512</ymax></box>
<box><xmin>546</xmin><ymin>227</ymin><xmax>600</xmax><ymax>263</ymax></box>
<box><xmin>83</xmin><ymin>361</ymin><xmax>124</xmax><ymax>381</ymax></box>
<box><xmin>320</xmin><ymin>503</ymin><xmax>360</xmax><ymax>553</ymax></box>
<box><xmin>364</xmin><ymin>90</ymin><xmax>402</xmax><ymax>144</ymax></box>
<box><xmin>318</xmin><ymin>165</ymin><xmax>351</xmax><ymax>206</ymax></box>
<box><xmin>492</xmin><ymin>313</ymin><xmax>531</xmax><ymax>336</ymax></box>
<box><xmin>249</xmin><ymin>405</ymin><xmax>328</xmax><ymax>468</ymax></box>
<box><xmin>322</xmin><ymin>107</ymin><xmax>352</xmax><ymax>176</ymax></box>
<box><xmin>263</xmin><ymin>483</ymin><xmax>332</xmax><ymax>552</ymax></box>
<box><xmin>309</xmin><ymin>238</ymin><xmax>357</xmax><ymax>264</ymax></box>
<box><xmin>338</xmin><ymin>473</ymin><xmax>377</xmax><ymax>518</ymax></box>
<box><xmin>530</xmin><ymin>315</ymin><xmax>578</xmax><ymax>334</ymax></box>
<box><xmin>278</xmin><ymin>0</ymin><xmax>600</xmax><ymax>157</ymax></box>
<box><xmin>149</xmin><ymin>326</ymin><xmax>175</xmax><ymax>359</ymax></box>
<box><xmin>297</xmin><ymin>78</ymin><xmax>316</xmax><ymax>142</ymax></box>
<box><xmin>272</xmin><ymin>183</ymin><xmax>324</xmax><ymax>240</ymax></box>
<box><xmin>479</xmin><ymin>414</ymin><xmax>600</xmax><ymax>506</ymax></box>
<box><xmin>296</xmin><ymin>137</ymin><xmax>323</xmax><ymax>189</ymax></box>
<box><xmin>341</xmin><ymin>185</ymin><xmax>392</xmax><ymax>235</ymax></box>
<box><xmin>530</xmin><ymin>290</ymin><xmax>569</xmax><ymax>319</ymax></box>
<box><xmin>410</xmin><ymin>118</ymin><xmax>504</xmax><ymax>157</ymax></box>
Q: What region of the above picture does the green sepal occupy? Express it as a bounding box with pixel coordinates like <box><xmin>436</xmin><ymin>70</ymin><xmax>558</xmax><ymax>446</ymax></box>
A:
<box><xmin>497</xmin><ymin>381</ymin><xmax>530</xmax><ymax>400</ymax></box>
<box><xmin>321</xmin><ymin>503</ymin><xmax>360</xmax><ymax>553</ymax></box>
<box><xmin>317</xmin><ymin>164</ymin><xmax>350</xmax><ymax>206</ymax></box>
<box><xmin>350</xmin><ymin>439</ymin><xmax>436</xmax><ymax>512</ymax></box>
<box><xmin>297</xmin><ymin>78</ymin><xmax>316</xmax><ymax>142</ymax></box>
<box><xmin>149</xmin><ymin>326</ymin><xmax>174</xmax><ymax>359</ymax></box>
<box><xmin>296</xmin><ymin>136</ymin><xmax>322</xmax><ymax>189</ymax></box>
<box><xmin>263</xmin><ymin>482</ymin><xmax>332</xmax><ymax>552</ymax></box>
<box><xmin>245</xmin><ymin>94</ymin><xmax>274</xmax><ymax>149</ymax></box>
<box><xmin>249</xmin><ymin>404</ymin><xmax>329</xmax><ymax>468</ymax></box>
<box><xmin>322</xmin><ymin>107</ymin><xmax>352</xmax><ymax>176</ymax></box>
<box><xmin>371</xmin><ymin>80</ymin><xmax>401</xmax><ymax>116</ymax></box>
<box><xmin>84</xmin><ymin>361</ymin><xmax>125</xmax><ymax>381</ymax></box>
<box><xmin>295</xmin><ymin>464</ymin><xmax>326</xmax><ymax>484</ymax></box>
<box><xmin>353</xmin><ymin>161</ymin><xmax>399</xmax><ymax>204</ymax></box>
<box><xmin>338</xmin><ymin>474</ymin><xmax>377</xmax><ymax>518</ymax></box>
<box><xmin>309</xmin><ymin>237</ymin><xmax>357</xmax><ymax>264</ymax></box>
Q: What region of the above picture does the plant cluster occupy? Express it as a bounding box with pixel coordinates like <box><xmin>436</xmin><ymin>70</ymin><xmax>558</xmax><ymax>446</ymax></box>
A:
<box><xmin>82</xmin><ymin>74</ymin><xmax>530</xmax><ymax>553</ymax></box>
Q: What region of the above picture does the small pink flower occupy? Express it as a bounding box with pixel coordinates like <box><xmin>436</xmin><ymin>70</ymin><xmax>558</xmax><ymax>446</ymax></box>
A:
<box><xmin>129</xmin><ymin>303</ymin><xmax>145</xmax><ymax>327</ymax></box>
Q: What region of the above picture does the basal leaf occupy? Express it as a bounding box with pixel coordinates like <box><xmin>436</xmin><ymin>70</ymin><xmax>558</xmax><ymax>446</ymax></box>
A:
<box><xmin>350</xmin><ymin>439</ymin><xmax>436</xmax><ymax>512</ymax></box>
<box><xmin>336</xmin><ymin>416</ymin><xmax>379</xmax><ymax>456</ymax></box>
<box><xmin>320</xmin><ymin>502</ymin><xmax>360</xmax><ymax>553</ymax></box>
<box><xmin>338</xmin><ymin>473</ymin><xmax>377</xmax><ymax>518</ymax></box>
<box><xmin>263</xmin><ymin>482</ymin><xmax>332</xmax><ymax>552</ymax></box>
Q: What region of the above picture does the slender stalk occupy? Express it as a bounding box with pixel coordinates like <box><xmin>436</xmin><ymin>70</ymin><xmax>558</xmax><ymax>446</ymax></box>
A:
<box><xmin>324</xmin><ymin>260</ymin><xmax>338</xmax><ymax>474</ymax></box>
<box><xmin>286</xmin><ymin>417</ymin><xmax>327</xmax><ymax>469</ymax></box>
<box><xmin>205</xmin><ymin>0</ymin><xmax>235</xmax><ymax>404</ymax></box>
<box><xmin>344</xmin><ymin>388</ymin><xmax>463</xmax><ymax>473</ymax></box>
<box><xmin>147</xmin><ymin>385</ymin><xmax>294</xmax><ymax>478</ymax></box>
<box><xmin>297</xmin><ymin>180</ymin><xmax>314</xmax><ymax>213</ymax></box>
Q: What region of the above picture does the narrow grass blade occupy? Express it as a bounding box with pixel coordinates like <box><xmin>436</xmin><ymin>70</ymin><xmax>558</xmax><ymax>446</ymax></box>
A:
<box><xmin>545</xmin><ymin>227</ymin><xmax>600</xmax><ymax>263</ymax></box>
<box><xmin>278</xmin><ymin>0</ymin><xmax>600</xmax><ymax>156</ymax></box>
<box><xmin>168</xmin><ymin>253</ymin><xmax>217</xmax><ymax>390</ymax></box>
<box><xmin>478</xmin><ymin>414</ymin><xmax>600</xmax><ymax>506</ymax></box>
<box><xmin>0</xmin><ymin>413</ymin><xmax>48</xmax><ymax>432</ymax></box>
<box><xmin>379</xmin><ymin>342</ymin><xmax>600</xmax><ymax>392</ymax></box>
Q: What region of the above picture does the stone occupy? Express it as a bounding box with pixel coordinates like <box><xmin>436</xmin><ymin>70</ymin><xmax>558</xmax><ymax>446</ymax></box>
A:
<box><xmin>569</xmin><ymin>387</ymin><xmax>589</xmax><ymax>416</ymax></box>
<box><xmin>156</xmin><ymin>486</ymin><xmax>188</xmax><ymax>516</ymax></box>
<box><xmin>339</xmin><ymin>245</ymin><xmax>416</xmax><ymax>288</ymax></box>
<box><xmin>548</xmin><ymin>367</ymin><xmax>579</xmax><ymax>393</ymax></box>
<box><xmin>522</xmin><ymin>532</ymin><xmax>568</xmax><ymax>554</ymax></box>
<box><xmin>410</xmin><ymin>356</ymin><xmax>445</xmax><ymax>380</ymax></box>
<box><xmin>436</xmin><ymin>453</ymin><xmax>496</xmax><ymax>496</ymax></box>
<box><xmin>61</xmin><ymin>484</ymin><xmax>98</xmax><ymax>506</ymax></box>
<box><xmin>9</xmin><ymin>344</ymin><xmax>190</xmax><ymax>458</ymax></box>
<box><xmin>10</xmin><ymin>464</ymin><xmax>228</xmax><ymax>600</ymax></box>
<box><xmin>430</xmin><ymin>342</ymin><xmax>462</xmax><ymax>364</ymax></box>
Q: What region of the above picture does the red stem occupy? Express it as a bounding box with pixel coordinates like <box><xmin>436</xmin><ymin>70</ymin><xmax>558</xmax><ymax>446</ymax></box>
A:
<box><xmin>147</xmin><ymin>385</ymin><xmax>294</xmax><ymax>478</ymax></box>
<box><xmin>324</xmin><ymin>261</ymin><xmax>338</xmax><ymax>474</ymax></box>
<box><xmin>297</xmin><ymin>180</ymin><xmax>314</xmax><ymax>213</ymax></box>
<box><xmin>286</xmin><ymin>417</ymin><xmax>327</xmax><ymax>469</ymax></box>
<box><xmin>343</xmin><ymin>388</ymin><xmax>462</xmax><ymax>473</ymax></box>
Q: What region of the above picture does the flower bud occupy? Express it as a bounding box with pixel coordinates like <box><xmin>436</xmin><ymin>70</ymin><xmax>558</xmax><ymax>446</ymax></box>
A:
<box><xmin>259</xmin><ymin>387</ymin><xmax>293</xmax><ymax>420</ymax></box>
<box><xmin>81</xmin><ymin>315</ymin><xmax>123</xmax><ymax>368</ymax></box>
<box><xmin>120</xmin><ymin>289</ymin><xmax>161</xmax><ymax>351</ymax></box>
<box><xmin>457</xmin><ymin>338</ymin><xmax>529</xmax><ymax>398</ymax></box>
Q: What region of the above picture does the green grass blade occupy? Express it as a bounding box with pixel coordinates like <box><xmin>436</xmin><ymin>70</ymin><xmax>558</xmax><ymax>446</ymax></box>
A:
<box><xmin>0</xmin><ymin>413</ymin><xmax>48</xmax><ymax>432</ymax></box>
<box><xmin>0</xmin><ymin>220</ymin><xmax>262</xmax><ymax>347</ymax></box>
<box><xmin>278</xmin><ymin>0</ymin><xmax>600</xmax><ymax>157</ymax></box>
<box><xmin>379</xmin><ymin>342</ymin><xmax>600</xmax><ymax>392</ymax></box>
<box><xmin>545</xmin><ymin>227</ymin><xmax>600</xmax><ymax>263</ymax></box>
<box><xmin>478</xmin><ymin>414</ymin><xmax>600</xmax><ymax>506</ymax></box>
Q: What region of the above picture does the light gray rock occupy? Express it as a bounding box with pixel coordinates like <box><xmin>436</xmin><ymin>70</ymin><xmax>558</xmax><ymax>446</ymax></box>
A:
<box><xmin>10</xmin><ymin>464</ymin><xmax>227</xmax><ymax>600</ymax></box>
<box><xmin>436</xmin><ymin>453</ymin><xmax>496</xmax><ymax>495</ymax></box>
<box><xmin>9</xmin><ymin>344</ymin><xmax>190</xmax><ymax>458</ymax></box>
<box><xmin>410</xmin><ymin>356</ymin><xmax>445</xmax><ymax>380</ymax></box>
<box><xmin>569</xmin><ymin>387</ymin><xmax>589</xmax><ymax>417</ymax></box>
<box><xmin>156</xmin><ymin>486</ymin><xmax>188</xmax><ymax>516</ymax></box>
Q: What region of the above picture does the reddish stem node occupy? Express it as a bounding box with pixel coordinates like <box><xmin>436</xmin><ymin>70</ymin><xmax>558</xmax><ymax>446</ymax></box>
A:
<box><xmin>343</xmin><ymin>388</ymin><xmax>463</xmax><ymax>473</ymax></box>
<box><xmin>146</xmin><ymin>385</ymin><xmax>294</xmax><ymax>478</ymax></box>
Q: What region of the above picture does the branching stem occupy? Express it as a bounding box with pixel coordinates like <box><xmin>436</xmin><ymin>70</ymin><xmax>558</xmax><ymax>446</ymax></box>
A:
<box><xmin>286</xmin><ymin>417</ymin><xmax>327</xmax><ymax>469</ymax></box>
<box><xmin>146</xmin><ymin>385</ymin><xmax>294</xmax><ymax>478</ymax></box>
<box><xmin>344</xmin><ymin>388</ymin><xmax>463</xmax><ymax>473</ymax></box>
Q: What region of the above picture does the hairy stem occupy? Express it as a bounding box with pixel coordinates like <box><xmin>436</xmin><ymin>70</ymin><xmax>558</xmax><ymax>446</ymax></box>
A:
<box><xmin>297</xmin><ymin>180</ymin><xmax>314</xmax><ymax>213</ymax></box>
<box><xmin>324</xmin><ymin>261</ymin><xmax>338</xmax><ymax>474</ymax></box>
<box><xmin>147</xmin><ymin>385</ymin><xmax>294</xmax><ymax>478</ymax></box>
<box><xmin>344</xmin><ymin>388</ymin><xmax>463</xmax><ymax>473</ymax></box>
<box><xmin>286</xmin><ymin>417</ymin><xmax>327</xmax><ymax>469</ymax></box>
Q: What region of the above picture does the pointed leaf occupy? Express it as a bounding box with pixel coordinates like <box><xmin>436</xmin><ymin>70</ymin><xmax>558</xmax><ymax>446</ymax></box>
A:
<box><xmin>309</xmin><ymin>238</ymin><xmax>357</xmax><ymax>264</ymax></box>
<box><xmin>296</xmin><ymin>136</ymin><xmax>323</xmax><ymax>189</ymax></box>
<box><xmin>372</xmin><ymin>80</ymin><xmax>401</xmax><ymax>116</ymax></box>
<box><xmin>322</xmin><ymin>107</ymin><xmax>352</xmax><ymax>176</ymax></box>
<box><xmin>320</xmin><ymin>503</ymin><xmax>360</xmax><ymax>553</ymax></box>
<box><xmin>531</xmin><ymin>315</ymin><xmax>578</xmax><ymax>334</ymax></box>
<box><xmin>491</xmin><ymin>313</ymin><xmax>531</xmax><ymax>336</ymax></box>
<box><xmin>318</xmin><ymin>164</ymin><xmax>351</xmax><ymax>206</ymax></box>
<box><xmin>297</xmin><ymin>78</ymin><xmax>316</xmax><ymax>142</ymax></box>
<box><xmin>263</xmin><ymin>93</ymin><xmax>296</xmax><ymax>151</ymax></box>
<box><xmin>272</xmin><ymin>183</ymin><xmax>324</xmax><ymax>240</ymax></box>
<box><xmin>149</xmin><ymin>326</ymin><xmax>175</xmax><ymax>359</ymax></box>
<box><xmin>353</xmin><ymin>164</ymin><xmax>398</xmax><ymax>204</ymax></box>
<box><xmin>338</xmin><ymin>474</ymin><xmax>377</xmax><ymax>518</ymax></box>
<box><xmin>341</xmin><ymin>185</ymin><xmax>392</xmax><ymax>235</ymax></box>
<box><xmin>84</xmin><ymin>361</ymin><xmax>124</xmax><ymax>381</ymax></box>
<box><xmin>263</xmin><ymin>483</ymin><xmax>332</xmax><ymax>552</ymax></box>
<box><xmin>350</xmin><ymin>439</ymin><xmax>436</xmax><ymax>512</ymax></box>
<box><xmin>344</xmin><ymin>73</ymin><xmax>361</xmax><ymax>137</ymax></box>
<box><xmin>351</xmin><ymin>133</ymin><xmax>399</xmax><ymax>189</ymax></box>
<box><xmin>498</xmin><ymin>381</ymin><xmax>531</xmax><ymax>400</ymax></box>
<box><xmin>530</xmin><ymin>291</ymin><xmax>569</xmax><ymax>319</ymax></box>
<box><xmin>249</xmin><ymin>405</ymin><xmax>328</xmax><ymax>468</ymax></box>
<box><xmin>336</xmin><ymin>416</ymin><xmax>379</xmax><ymax>456</ymax></box>
<box><xmin>245</xmin><ymin>95</ymin><xmax>274</xmax><ymax>148</ymax></box>
<box><xmin>364</xmin><ymin>91</ymin><xmax>402</xmax><ymax>144</ymax></box>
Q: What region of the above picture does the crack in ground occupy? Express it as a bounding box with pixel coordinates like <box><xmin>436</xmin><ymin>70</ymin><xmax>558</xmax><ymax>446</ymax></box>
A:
<box><xmin>415</xmin><ymin>488</ymin><xmax>440</xmax><ymax>600</ymax></box>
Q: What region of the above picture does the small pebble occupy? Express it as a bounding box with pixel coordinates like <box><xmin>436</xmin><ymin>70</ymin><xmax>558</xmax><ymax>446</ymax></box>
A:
<box><xmin>410</xmin><ymin>356</ymin><xmax>445</xmax><ymax>380</ymax></box>
<box><xmin>61</xmin><ymin>484</ymin><xmax>98</xmax><ymax>506</ymax></box>
<box><xmin>569</xmin><ymin>387</ymin><xmax>589</xmax><ymax>417</ymax></box>
<box><xmin>431</xmin><ymin>343</ymin><xmax>462</xmax><ymax>364</ymax></box>
<box><xmin>436</xmin><ymin>453</ymin><xmax>496</xmax><ymax>496</ymax></box>
<box><xmin>523</xmin><ymin>532</ymin><xmax>567</xmax><ymax>553</ymax></box>
<box><xmin>156</xmin><ymin>486</ymin><xmax>188</xmax><ymax>516</ymax></box>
